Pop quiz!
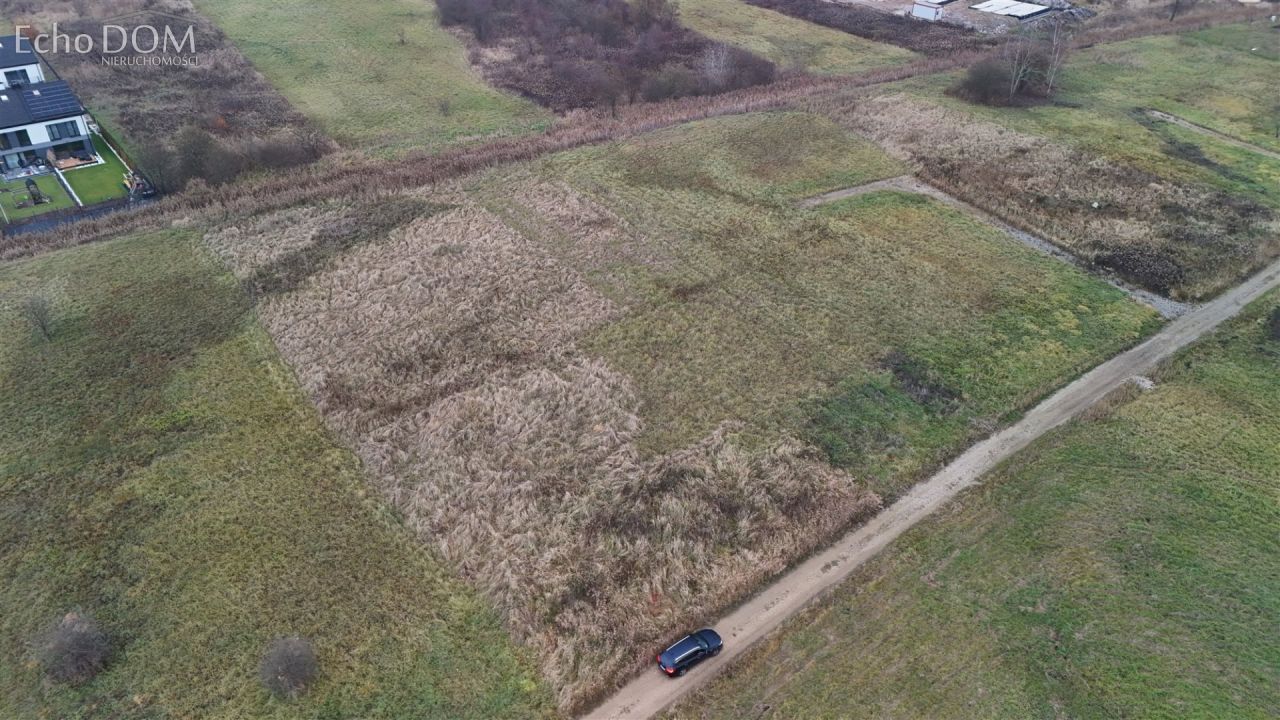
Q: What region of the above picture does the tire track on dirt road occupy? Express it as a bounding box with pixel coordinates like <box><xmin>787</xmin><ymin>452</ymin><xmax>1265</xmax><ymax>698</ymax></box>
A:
<box><xmin>582</xmin><ymin>255</ymin><xmax>1280</xmax><ymax>720</ymax></box>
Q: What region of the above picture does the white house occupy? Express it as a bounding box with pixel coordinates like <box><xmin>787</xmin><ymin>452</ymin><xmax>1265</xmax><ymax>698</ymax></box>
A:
<box><xmin>0</xmin><ymin>81</ymin><xmax>93</xmax><ymax>172</ymax></box>
<box><xmin>0</xmin><ymin>35</ymin><xmax>46</xmax><ymax>89</ymax></box>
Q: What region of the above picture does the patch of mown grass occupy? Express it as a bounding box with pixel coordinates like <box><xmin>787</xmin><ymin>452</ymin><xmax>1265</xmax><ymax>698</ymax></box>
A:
<box><xmin>480</xmin><ymin>113</ymin><xmax>1158</xmax><ymax>482</ymax></box>
<box><xmin>0</xmin><ymin>233</ymin><xmax>553</xmax><ymax>719</ymax></box>
<box><xmin>675</xmin><ymin>0</ymin><xmax>915</xmax><ymax>74</ymax></box>
<box><xmin>0</xmin><ymin>174</ymin><xmax>76</xmax><ymax>222</ymax></box>
<box><xmin>193</xmin><ymin>0</ymin><xmax>551</xmax><ymax>154</ymax></box>
<box><xmin>61</xmin><ymin>135</ymin><xmax>132</xmax><ymax>206</ymax></box>
<box><xmin>666</xmin><ymin>290</ymin><xmax>1280</xmax><ymax>720</ymax></box>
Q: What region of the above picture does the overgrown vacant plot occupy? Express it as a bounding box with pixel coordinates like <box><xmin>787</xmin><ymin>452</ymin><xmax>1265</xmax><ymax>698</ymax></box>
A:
<box><xmin>674</xmin><ymin>0</ymin><xmax>915</xmax><ymax>74</ymax></box>
<box><xmin>0</xmin><ymin>234</ymin><xmax>552</xmax><ymax>719</ymax></box>
<box><xmin>0</xmin><ymin>0</ymin><xmax>317</xmax><ymax>158</ymax></box>
<box><xmin>668</xmin><ymin>291</ymin><xmax>1280</xmax><ymax>720</ymax></box>
<box><xmin>212</xmin><ymin>110</ymin><xmax>1157</xmax><ymax>713</ymax></box>
<box><xmin>825</xmin><ymin>24</ymin><xmax>1280</xmax><ymax>301</ymax></box>
<box><xmin>194</xmin><ymin>0</ymin><xmax>551</xmax><ymax>153</ymax></box>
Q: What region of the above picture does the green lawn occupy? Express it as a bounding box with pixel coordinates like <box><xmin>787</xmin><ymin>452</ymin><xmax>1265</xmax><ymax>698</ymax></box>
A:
<box><xmin>477</xmin><ymin>111</ymin><xmax>1159</xmax><ymax>496</ymax></box>
<box><xmin>61</xmin><ymin>135</ymin><xmax>132</xmax><ymax>206</ymax></box>
<box><xmin>0</xmin><ymin>233</ymin><xmax>554</xmax><ymax>719</ymax></box>
<box><xmin>193</xmin><ymin>0</ymin><xmax>552</xmax><ymax>155</ymax></box>
<box><xmin>667</xmin><ymin>291</ymin><xmax>1280</xmax><ymax>720</ymax></box>
<box><xmin>0</xmin><ymin>173</ymin><xmax>76</xmax><ymax>222</ymax></box>
<box><xmin>675</xmin><ymin>0</ymin><xmax>915</xmax><ymax>74</ymax></box>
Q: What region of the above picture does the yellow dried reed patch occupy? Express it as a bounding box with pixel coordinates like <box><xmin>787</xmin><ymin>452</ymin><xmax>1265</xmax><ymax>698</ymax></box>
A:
<box><xmin>250</xmin><ymin>198</ymin><xmax>880</xmax><ymax>712</ymax></box>
<box><xmin>204</xmin><ymin>205</ymin><xmax>344</xmax><ymax>278</ymax></box>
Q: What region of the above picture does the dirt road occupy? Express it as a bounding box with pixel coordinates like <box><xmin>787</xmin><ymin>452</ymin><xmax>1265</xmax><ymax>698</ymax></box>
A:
<box><xmin>1147</xmin><ymin>110</ymin><xmax>1280</xmax><ymax>163</ymax></box>
<box><xmin>582</xmin><ymin>255</ymin><xmax>1280</xmax><ymax>720</ymax></box>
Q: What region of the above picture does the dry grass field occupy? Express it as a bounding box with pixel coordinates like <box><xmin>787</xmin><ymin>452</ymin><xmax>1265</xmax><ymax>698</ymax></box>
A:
<box><xmin>814</xmin><ymin>24</ymin><xmax>1280</xmax><ymax>301</ymax></box>
<box><xmin>205</xmin><ymin>111</ymin><xmax>1158</xmax><ymax>713</ymax></box>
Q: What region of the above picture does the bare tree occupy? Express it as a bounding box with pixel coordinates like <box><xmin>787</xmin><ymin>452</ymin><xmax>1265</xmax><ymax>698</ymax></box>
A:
<box><xmin>699</xmin><ymin>43</ymin><xmax>734</xmax><ymax>93</ymax></box>
<box><xmin>1001</xmin><ymin>32</ymin><xmax>1037</xmax><ymax>102</ymax></box>
<box><xmin>21</xmin><ymin>295</ymin><xmax>53</xmax><ymax>341</ymax></box>
<box><xmin>1039</xmin><ymin>16</ymin><xmax>1072</xmax><ymax>96</ymax></box>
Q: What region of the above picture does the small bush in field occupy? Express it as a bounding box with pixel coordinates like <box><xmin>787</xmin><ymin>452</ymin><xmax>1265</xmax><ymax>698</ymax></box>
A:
<box><xmin>34</xmin><ymin>612</ymin><xmax>110</xmax><ymax>685</ymax></box>
<box><xmin>955</xmin><ymin>59</ymin><xmax>1012</xmax><ymax>106</ymax></box>
<box><xmin>259</xmin><ymin>637</ymin><xmax>318</xmax><ymax>700</ymax></box>
<box><xmin>20</xmin><ymin>295</ymin><xmax>54</xmax><ymax>340</ymax></box>
<box><xmin>1268</xmin><ymin>307</ymin><xmax>1280</xmax><ymax>341</ymax></box>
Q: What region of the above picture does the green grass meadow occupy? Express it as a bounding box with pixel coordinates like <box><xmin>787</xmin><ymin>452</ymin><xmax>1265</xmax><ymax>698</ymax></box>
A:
<box><xmin>478</xmin><ymin>112</ymin><xmax>1159</xmax><ymax>496</ymax></box>
<box><xmin>193</xmin><ymin>0</ymin><xmax>551</xmax><ymax>155</ymax></box>
<box><xmin>668</xmin><ymin>291</ymin><xmax>1280</xmax><ymax>720</ymax></box>
<box><xmin>675</xmin><ymin>0</ymin><xmax>915</xmax><ymax>74</ymax></box>
<box><xmin>0</xmin><ymin>233</ymin><xmax>553</xmax><ymax>719</ymax></box>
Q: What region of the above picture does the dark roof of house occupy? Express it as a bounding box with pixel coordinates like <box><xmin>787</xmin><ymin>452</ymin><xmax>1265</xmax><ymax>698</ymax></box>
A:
<box><xmin>0</xmin><ymin>35</ymin><xmax>39</xmax><ymax>71</ymax></box>
<box><xmin>0</xmin><ymin>81</ymin><xmax>85</xmax><ymax>130</ymax></box>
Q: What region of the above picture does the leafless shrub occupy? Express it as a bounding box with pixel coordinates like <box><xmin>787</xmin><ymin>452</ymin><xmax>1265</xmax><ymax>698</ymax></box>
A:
<box><xmin>20</xmin><ymin>294</ymin><xmax>54</xmax><ymax>340</ymax></box>
<box><xmin>33</xmin><ymin>612</ymin><xmax>110</xmax><ymax>685</ymax></box>
<box><xmin>955</xmin><ymin>59</ymin><xmax>1013</xmax><ymax>106</ymax></box>
<box><xmin>258</xmin><ymin>637</ymin><xmax>317</xmax><ymax>700</ymax></box>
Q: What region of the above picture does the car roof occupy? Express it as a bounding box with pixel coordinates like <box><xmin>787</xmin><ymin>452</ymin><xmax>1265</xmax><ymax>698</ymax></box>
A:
<box><xmin>662</xmin><ymin>634</ymin><xmax>704</xmax><ymax>661</ymax></box>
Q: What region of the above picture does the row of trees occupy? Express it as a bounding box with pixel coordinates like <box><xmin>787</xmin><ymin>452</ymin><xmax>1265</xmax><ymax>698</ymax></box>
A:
<box><xmin>956</xmin><ymin>18</ymin><xmax>1074</xmax><ymax>106</ymax></box>
<box><xmin>438</xmin><ymin>0</ymin><xmax>775</xmax><ymax>111</ymax></box>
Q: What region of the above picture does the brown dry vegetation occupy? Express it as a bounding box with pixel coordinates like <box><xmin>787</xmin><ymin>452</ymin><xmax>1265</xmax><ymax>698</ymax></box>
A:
<box><xmin>212</xmin><ymin>200</ymin><xmax>880</xmax><ymax>712</ymax></box>
<box><xmin>0</xmin><ymin>0</ymin><xmax>325</xmax><ymax>163</ymax></box>
<box><xmin>741</xmin><ymin>0</ymin><xmax>995</xmax><ymax>55</ymax></box>
<box><xmin>810</xmin><ymin>92</ymin><xmax>1277</xmax><ymax>299</ymax></box>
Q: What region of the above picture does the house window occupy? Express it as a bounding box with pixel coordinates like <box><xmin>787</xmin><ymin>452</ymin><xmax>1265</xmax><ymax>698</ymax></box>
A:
<box><xmin>14</xmin><ymin>129</ymin><xmax>30</xmax><ymax>146</ymax></box>
<box><xmin>4</xmin><ymin>69</ymin><xmax>29</xmax><ymax>87</ymax></box>
<box><xmin>46</xmin><ymin>120</ymin><xmax>80</xmax><ymax>141</ymax></box>
<box><xmin>0</xmin><ymin>133</ymin><xmax>9</xmax><ymax>151</ymax></box>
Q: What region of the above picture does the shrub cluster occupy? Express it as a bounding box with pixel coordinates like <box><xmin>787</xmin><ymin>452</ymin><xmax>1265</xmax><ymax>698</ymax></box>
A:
<box><xmin>136</xmin><ymin>125</ymin><xmax>332</xmax><ymax>193</ymax></box>
<box><xmin>258</xmin><ymin>637</ymin><xmax>318</xmax><ymax>700</ymax></box>
<box><xmin>438</xmin><ymin>0</ymin><xmax>776</xmax><ymax>111</ymax></box>
<box><xmin>33</xmin><ymin>612</ymin><xmax>110</xmax><ymax>685</ymax></box>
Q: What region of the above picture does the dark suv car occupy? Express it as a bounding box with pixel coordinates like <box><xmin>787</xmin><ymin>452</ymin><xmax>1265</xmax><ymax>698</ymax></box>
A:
<box><xmin>656</xmin><ymin>628</ymin><xmax>722</xmax><ymax>677</ymax></box>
